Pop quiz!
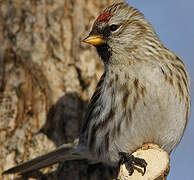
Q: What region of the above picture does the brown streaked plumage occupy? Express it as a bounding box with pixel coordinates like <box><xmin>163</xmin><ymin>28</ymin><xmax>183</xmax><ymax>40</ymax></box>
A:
<box><xmin>3</xmin><ymin>2</ymin><xmax>190</xmax><ymax>177</ymax></box>
<box><xmin>122</xmin><ymin>89</ymin><xmax>131</xmax><ymax>108</ymax></box>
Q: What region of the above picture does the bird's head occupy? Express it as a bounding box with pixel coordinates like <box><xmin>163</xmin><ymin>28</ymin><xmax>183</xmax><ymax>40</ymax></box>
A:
<box><xmin>83</xmin><ymin>2</ymin><xmax>157</xmax><ymax>65</ymax></box>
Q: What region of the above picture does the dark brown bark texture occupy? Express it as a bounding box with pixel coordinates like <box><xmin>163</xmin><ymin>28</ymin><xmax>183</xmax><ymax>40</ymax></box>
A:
<box><xmin>0</xmin><ymin>0</ymin><xmax>123</xmax><ymax>179</ymax></box>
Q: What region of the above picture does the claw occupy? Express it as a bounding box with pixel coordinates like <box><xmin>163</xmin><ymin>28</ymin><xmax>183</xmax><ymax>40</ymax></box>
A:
<box><xmin>118</xmin><ymin>152</ymin><xmax>147</xmax><ymax>176</ymax></box>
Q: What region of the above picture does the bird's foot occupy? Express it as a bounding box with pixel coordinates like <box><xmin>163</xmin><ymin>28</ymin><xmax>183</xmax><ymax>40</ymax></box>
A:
<box><xmin>118</xmin><ymin>152</ymin><xmax>147</xmax><ymax>176</ymax></box>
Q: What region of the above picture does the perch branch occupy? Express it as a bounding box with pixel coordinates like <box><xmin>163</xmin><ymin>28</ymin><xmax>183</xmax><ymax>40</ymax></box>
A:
<box><xmin>117</xmin><ymin>144</ymin><xmax>170</xmax><ymax>180</ymax></box>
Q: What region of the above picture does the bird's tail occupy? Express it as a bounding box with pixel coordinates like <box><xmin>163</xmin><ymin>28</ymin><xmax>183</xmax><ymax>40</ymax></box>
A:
<box><xmin>3</xmin><ymin>141</ymin><xmax>89</xmax><ymax>175</ymax></box>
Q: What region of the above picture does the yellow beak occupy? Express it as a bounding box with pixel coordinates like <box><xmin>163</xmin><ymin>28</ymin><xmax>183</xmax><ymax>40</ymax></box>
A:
<box><xmin>83</xmin><ymin>35</ymin><xmax>104</xmax><ymax>46</ymax></box>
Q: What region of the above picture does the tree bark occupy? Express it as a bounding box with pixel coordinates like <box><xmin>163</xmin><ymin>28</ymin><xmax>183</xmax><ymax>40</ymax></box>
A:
<box><xmin>0</xmin><ymin>0</ymin><xmax>121</xmax><ymax>179</ymax></box>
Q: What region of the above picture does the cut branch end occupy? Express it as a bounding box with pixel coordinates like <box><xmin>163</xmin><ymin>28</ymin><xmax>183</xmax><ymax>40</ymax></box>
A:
<box><xmin>117</xmin><ymin>144</ymin><xmax>170</xmax><ymax>180</ymax></box>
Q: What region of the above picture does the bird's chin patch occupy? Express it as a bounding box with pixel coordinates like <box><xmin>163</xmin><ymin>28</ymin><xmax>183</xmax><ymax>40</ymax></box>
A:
<box><xmin>96</xmin><ymin>43</ymin><xmax>112</xmax><ymax>63</ymax></box>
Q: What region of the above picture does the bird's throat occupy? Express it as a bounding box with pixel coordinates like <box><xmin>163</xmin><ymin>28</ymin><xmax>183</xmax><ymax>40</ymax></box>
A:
<box><xmin>96</xmin><ymin>44</ymin><xmax>112</xmax><ymax>63</ymax></box>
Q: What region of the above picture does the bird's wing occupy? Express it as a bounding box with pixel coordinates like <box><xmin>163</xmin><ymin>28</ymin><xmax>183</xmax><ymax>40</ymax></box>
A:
<box><xmin>80</xmin><ymin>73</ymin><xmax>105</xmax><ymax>136</ymax></box>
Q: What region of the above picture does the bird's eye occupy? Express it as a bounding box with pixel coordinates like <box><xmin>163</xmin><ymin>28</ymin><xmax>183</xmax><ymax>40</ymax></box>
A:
<box><xmin>110</xmin><ymin>24</ymin><xmax>119</xmax><ymax>32</ymax></box>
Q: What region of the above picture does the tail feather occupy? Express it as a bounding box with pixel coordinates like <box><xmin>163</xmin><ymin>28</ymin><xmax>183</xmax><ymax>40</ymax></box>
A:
<box><xmin>3</xmin><ymin>142</ymin><xmax>87</xmax><ymax>174</ymax></box>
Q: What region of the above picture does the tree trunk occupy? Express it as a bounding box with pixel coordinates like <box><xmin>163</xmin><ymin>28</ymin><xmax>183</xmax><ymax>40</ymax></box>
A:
<box><xmin>0</xmin><ymin>0</ymin><xmax>119</xmax><ymax>179</ymax></box>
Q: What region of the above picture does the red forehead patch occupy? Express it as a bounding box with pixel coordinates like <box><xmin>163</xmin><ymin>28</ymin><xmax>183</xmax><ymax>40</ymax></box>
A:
<box><xmin>95</xmin><ymin>11</ymin><xmax>112</xmax><ymax>24</ymax></box>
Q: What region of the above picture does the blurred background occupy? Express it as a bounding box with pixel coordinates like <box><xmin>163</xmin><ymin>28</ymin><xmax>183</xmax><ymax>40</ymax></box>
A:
<box><xmin>126</xmin><ymin>0</ymin><xmax>194</xmax><ymax>179</ymax></box>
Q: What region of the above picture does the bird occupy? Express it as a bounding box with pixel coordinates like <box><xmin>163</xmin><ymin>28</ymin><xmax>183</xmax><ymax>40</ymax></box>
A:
<box><xmin>3</xmin><ymin>2</ymin><xmax>190</xmax><ymax>177</ymax></box>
